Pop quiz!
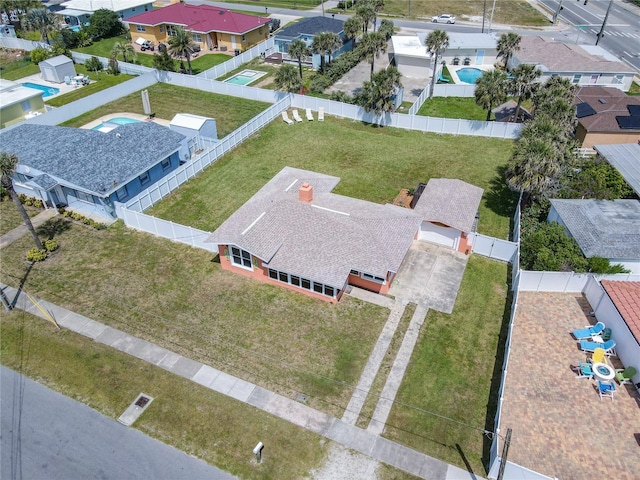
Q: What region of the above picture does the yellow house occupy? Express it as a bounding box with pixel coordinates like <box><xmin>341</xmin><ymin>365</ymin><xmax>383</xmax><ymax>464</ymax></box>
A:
<box><xmin>126</xmin><ymin>3</ymin><xmax>270</xmax><ymax>54</ymax></box>
<box><xmin>0</xmin><ymin>79</ymin><xmax>46</xmax><ymax>129</ymax></box>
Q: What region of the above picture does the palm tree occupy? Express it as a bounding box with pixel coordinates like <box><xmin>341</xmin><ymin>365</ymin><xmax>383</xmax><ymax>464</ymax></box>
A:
<box><xmin>496</xmin><ymin>32</ymin><xmax>521</xmax><ymax>70</ymax></box>
<box><xmin>509</xmin><ymin>63</ymin><xmax>541</xmax><ymax>123</ymax></box>
<box><xmin>275</xmin><ymin>64</ymin><xmax>303</xmax><ymax>93</ymax></box>
<box><xmin>311</xmin><ymin>32</ymin><xmax>341</xmax><ymax>71</ymax></box>
<box><xmin>356</xmin><ymin>2</ymin><xmax>376</xmax><ymax>33</ymax></box>
<box><xmin>24</xmin><ymin>8</ymin><xmax>57</xmax><ymax>44</ymax></box>
<box><xmin>111</xmin><ymin>42</ymin><xmax>136</xmax><ymax>64</ymax></box>
<box><xmin>378</xmin><ymin>19</ymin><xmax>395</xmax><ymax>40</ymax></box>
<box><xmin>360</xmin><ymin>31</ymin><xmax>387</xmax><ymax>79</ymax></box>
<box><xmin>287</xmin><ymin>39</ymin><xmax>310</xmax><ymax>81</ymax></box>
<box><xmin>343</xmin><ymin>16</ymin><xmax>361</xmax><ymax>46</ymax></box>
<box><xmin>356</xmin><ymin>66</ymin><xmax>402</xmax><ymax>119</ymax></box>
<box><xmin>369</xmin><ymin>0</ymin><xmax>385</xmax><ymax>32</ymax></box>
<box><xmin>425</xmin><ymin>29</ymin><xmax>449</xmax><ymax>99</ymax></box>
<box><xmin>168</xmin><ymin>26</ymin><xmax>197</xmax><ymax>75</ymax></box>
<box><xmin>474</xmin><ymin>69</ymin><xmax>508</xmax><ymax>121</ymax></box>
<box><xmin>0</xmin><ymin>152</ymin><xmax>43</xmax><ymax>250</ymax></box>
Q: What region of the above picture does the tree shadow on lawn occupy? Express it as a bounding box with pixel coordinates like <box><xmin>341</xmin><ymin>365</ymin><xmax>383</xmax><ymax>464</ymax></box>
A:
<box><xmin>481</xmin><ymin>266</ymin><xmax>514</xmax><ymax>473</ymax></box>
<box><xmin>485</xmin><ymin>165</ymin><xmax>519</xmax><ymax>238</ymax></box>
<box><xmin>36</xmin><ymin>217</ymin><xmax>72</xmax><ymax>240</ymax></box>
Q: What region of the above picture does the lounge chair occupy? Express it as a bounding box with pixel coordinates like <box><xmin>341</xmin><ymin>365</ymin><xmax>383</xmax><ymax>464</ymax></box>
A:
<box><xmin>615</xmin><ymin>366</ymin><xmax>637</xmax><ymax>385</ymax></box>
<box><xmin>580</xmin><ymin>339</ymin><xmax>616</xmax><ymax>356</ymax></box>
<box><xmin>306</xmin><ymin>108</ymin><xmax>314</xmax><ymax>121</ymax></box>
<box><xmin>601</xmin><ymin>327</ymin><xmax>612</xmax><ymax>342</ymax></box>
<box><xmin>292</xmin><ymin>109</ymin><xmax>303</xmax><ymax>123</ymax></box>
<box><xmin>591</xmin><ymin>347</ymin><xmax>606</xmax><ymax>364</ymax></box>
<box><xmin>573</xmin><ymin>361</ymin><xmax>593</xmax><ymax>379</ymax></box>
<box><xmin>438</xmin><ymin>73</ymin><xmax>450</xmax><ymax>83</ymax></box>
<box><xmin>597</xmin><ymin>380</ymin><xmax>616</xmax><ymax>401</ymax></box>
<box><xmin>318</xmin><ymin>106</ymin><xmax>324</xmax><ymax>121</ymax></box>
<box><xmin>572</xmin><ymin>321</ymin><xmax>605</xmax><ymax>340</ymax></box>
<box><xmin>282</xmin><ymin>111</ymin><xmax>293</xmax><ymax>125</ymax></box>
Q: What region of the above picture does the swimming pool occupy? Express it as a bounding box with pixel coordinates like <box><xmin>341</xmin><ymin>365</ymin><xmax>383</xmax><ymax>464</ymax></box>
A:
<box><xmin>92</xmin><ymin>117</ymin><xmax>140</xmax><ymax>132</ymax></box>
<box><xmin>22</xmin><ymin>82</ymin><xmax>60</xmax><ymax>98</ymax></box>
<box><xmin>224</xmin><ymin>69</ymin><xmax>267</xmax><ymax>86</ymax></box>
<box><xmin>456</xmin><ymin>67</ymin><xmax>483</xmax><ymax>84</ymax></box>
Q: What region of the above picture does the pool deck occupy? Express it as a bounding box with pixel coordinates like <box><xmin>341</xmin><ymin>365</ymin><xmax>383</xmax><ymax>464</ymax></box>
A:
<box><xmin>223</xmin><ymin>69</ymin><xmax>267</xmax><ymax>85</ymax></box>
<box><xmin>20</xmin><ymin>73</ymin><xmax>91</xmax><ymax>98</ymax></box>
<box><xmin>79</xmin><ymin>112</ymin><xmax>171</xmax><ymax>130</ymax></box>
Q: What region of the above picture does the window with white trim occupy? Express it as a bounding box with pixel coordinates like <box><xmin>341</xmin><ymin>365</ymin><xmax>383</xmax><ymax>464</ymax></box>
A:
<box><xmin>572</xmin><ymin>74</ymin><xmax>581</xmax><ymax>84</ymax></box>
<box><xmin>76</xmin><ymin>191</ymin><xmax>94</xmax><ymax>204</ymax></box>
<box><xmin>139</xmin><ymin>172</ymin><xmax>150</xmax><ymax>185</ymax></box>
<box><xmin>362</xmin><ymin>272</ymin><xmax>386</xmax><ymax>284</ymax></box>
<box><xmin>231</xmin><ymin>246</ymin><xmax>252</xmax><ymax>269</ymax></box>
<box><xmin>136</xmin><ymin>25</ymin><xmax>145</xmax><ymax>32</ymax></box>
<box><xmin>241</xmin><ymin>34</ymin><xmax>246</xmax><ymax>42</ymax></box>
<box><xmin>116</xmin><ymin>185</ymin><xmax>128</xmax><ymax>201</ymax></box>
<box><xmin>161</xmin><ymin>158</ymin><xmax>171</xmax><ymax>170</ymax></box>
<box><xmin>267</xmin><ymin>268</ymin><xmax>337</xmax><ymax>298</ymax></box>
<box><xmin>192</xmin><ymin>33</ymin><xmax>201</xmax><ymax>43</ymax></box>
<box><xmin>167</xmin><ymin>25</ymin><xmax>177</xmax><ymax>36</ymax></box>
<box><xmin>159</xmin><ymin>25</ymin><xmax>165</xmax><ymax>33</ymax></box>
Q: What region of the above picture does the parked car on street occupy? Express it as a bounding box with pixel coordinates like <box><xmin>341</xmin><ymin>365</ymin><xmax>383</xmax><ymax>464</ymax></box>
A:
<box><xmin>431</xmin><ymin>14</ymin><xmax>456</xmax><ymax>24</ymax></box>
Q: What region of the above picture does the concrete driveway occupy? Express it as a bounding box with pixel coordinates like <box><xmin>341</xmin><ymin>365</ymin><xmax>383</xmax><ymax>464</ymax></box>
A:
<box><xmin>388</xmin><ymin>241</ymin><xmax>468</xmax><ymax>313</ymax></box>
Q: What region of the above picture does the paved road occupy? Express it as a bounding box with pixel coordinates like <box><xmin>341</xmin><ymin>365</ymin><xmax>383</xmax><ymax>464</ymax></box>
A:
<box><xmin>0</xmin><ymin>366</ymin><xmax>236</xmax><ymax>480</ymax></box>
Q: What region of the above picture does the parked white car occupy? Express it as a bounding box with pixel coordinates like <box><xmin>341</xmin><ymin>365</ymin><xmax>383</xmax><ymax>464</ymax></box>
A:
<box><xmin>431</xmin><ymin>14</ymin><xmax>456</xmax><ymax>24</ymax></box>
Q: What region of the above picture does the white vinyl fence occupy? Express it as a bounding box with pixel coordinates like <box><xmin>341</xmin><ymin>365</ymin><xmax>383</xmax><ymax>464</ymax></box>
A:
<box><xmin>469</xmin><ymin>233</ymin><xmax>518</xmax><ymax>262</ymax></box>
<box><xmin>408</xmin><ymin>85</ymin><xmax>429</xmax><ymax>115</ymax></box>
<box><xmin>121</xmin><ymin>96</ymin><xmax>291</xmax><ymax>212</ymax></box>
<box><xmin>433</xmin><ymin>83</ymin><xmax>476</xmax><ymax>97</ymax></box>
<box><xmin>71</xmin><ymin>51</ymin><xmax>154</xmax><ymax>75</ymax></box>
<box><xmin>197</xmin><ymin>38</ymin><xmax>276</xmax><ymax>80</ymax></box>
<box><xmin>0</xmin><ymin>37</ymin><xmax>50</xmax><ymax>51</ymax></box>
<box><xmin>118</xmin><ymin>208</ymin><xmax>216</xmax><ymax>253</ymax></box>
<box><xmin>517</xmin><ymin>270</ymin><xmax>640</xmax><ymax>292</ymax></box>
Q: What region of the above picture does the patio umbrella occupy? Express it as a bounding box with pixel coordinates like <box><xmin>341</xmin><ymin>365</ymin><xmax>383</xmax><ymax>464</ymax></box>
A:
<box><xmin>141</xmin><ymin>89</ymin><xmax>152</xmax><ymax>116</ymax></box>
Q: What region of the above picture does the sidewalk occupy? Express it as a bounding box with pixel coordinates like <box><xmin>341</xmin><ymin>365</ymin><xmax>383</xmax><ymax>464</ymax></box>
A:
<box><xmin>1</xmin><ymin>283</ymin><xmax>482</xmax><ymax>480</ymax></box>
<box><xmin>0</xmin><ymin>208</ymin><xmax>57</xmax><ymax>250</ymax></box>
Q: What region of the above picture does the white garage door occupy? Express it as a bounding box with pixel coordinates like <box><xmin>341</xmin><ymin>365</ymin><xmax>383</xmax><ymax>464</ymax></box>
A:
<box><xmin>418</xmin><ymin>222</ymin><xmax>459</xmax><ymax>249</ymax></box>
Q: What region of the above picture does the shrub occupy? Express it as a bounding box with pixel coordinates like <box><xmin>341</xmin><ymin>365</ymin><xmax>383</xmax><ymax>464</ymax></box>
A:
<box><xmin>588</xmin><ymin>257</ymin><xmax>630</xmax><ymax>274</ymax></box>
<box><xmin>26</xmin><ymin>248</ymin><xmax>48</xmax><ymax>262</ymax></box>
<box><xmin>18</xmin><ymin>194</ymin><xmax>27</xmax><ymax>204</ymax></box>
<box><xmin>30</xmin><ymin>47</ymin><xmax>50</xmax><ymax>65</ymax></box>
<box><xmin>44</xmin><ymin>240</ymin><xmax>59</xmax><ymax>252</ymax></box>
<box><xmin>85</xmin><ymin>56</ymin><xmax>104</xmax><ymax>74</ymax></box>
<box><xmin>33</xmin><ymin>199</ymin><xmax>43</xmax><ymax>208</ymax></box>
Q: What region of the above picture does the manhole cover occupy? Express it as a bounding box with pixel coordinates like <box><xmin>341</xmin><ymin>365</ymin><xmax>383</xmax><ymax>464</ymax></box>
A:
<box><xmin>135</xmin><ymin>396</ymin><xmax>150</xmax><ymax>408</ymax></box>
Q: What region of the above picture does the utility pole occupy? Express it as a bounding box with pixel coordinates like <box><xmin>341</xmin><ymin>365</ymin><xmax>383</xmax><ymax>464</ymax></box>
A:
<box><xmin>482</xmin><ymin>0</ymin><xmax>487</xmax><ymax>33</ymax></box>
<box><xmin>496</xmin><ymin>428</ymin><xmax>512</xmax><ymax>480</ymax></box>
<box><xmin>321</xmin><ymin>0</ymin><xmax>325</xmax><ymax>17</ymax></box>
<box><xmin>488</xmin><ymin>0</ymin><xmax>498</xmax><ymax>32</ymax></box>
<box><xmin>408</xmin><ymin>0</ymin><xmax>411</xmax><ymax>17</ymax></box>
<box><xmin>596</xmin><ymin>0</ymin><xmax>614</xmax><ymax>45</ymax></box>
<box><xmin>553</xmin><ymin>0</ymin><xmax>565</xmax><ymax>24</ymax></box>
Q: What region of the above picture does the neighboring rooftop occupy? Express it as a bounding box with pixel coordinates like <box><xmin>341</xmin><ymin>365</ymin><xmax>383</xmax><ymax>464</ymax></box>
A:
<box><xmin>275</xmin><ymin>16</ymin><xmax>344</xmax><ymax>40</ymax></box>
<box><xmin>601</xmin><ymin>280</ymin><xmax>640</xmax><ymax>343</ymax></box>
<box><xmin>413</xmin><ymin>178</ymin><xmax>483</xmax><ymax>233</ymax></box>
<box><xmin>390</xmin><ymin>34</ymin><xmax>427</xmax><ymax>59</ymax></box>
<box><xmin>0</xmin><ymin>123</ymin><xmax>185</xmax><ymax>195</ymax></box>
<box><xmin>126</xmin><ymin>3</ymin><xmax>271</xmax><ymax>34</ymax></box>
<box><xmin>549</xmin><ymin>198</ymin><xmax>640</xmax><ymax>259</ymax></box>
<box><xmin>59</xmin><ymin>0</ymin><xmax>151</xmax><ymax>13</ymax></box>
<box><xmin>595</xmin><ymin>143</ymin><xmax>640</xmax><ymax>196</ymax></box>
<box><xmin>574</xmin><ymin>86</ymin><xmax>640</xmax><ymax>133</ymax></box>
<box><xmin>515</xmin><ymin>36</ymin><xmax>635</xmax><ymax>73</ymax></box>
<box><xmin>206</xmin><ymin>167</ymin><xmax>423</xmax><ymax>288</ymax></box>
<box><xmin>417</xmin><ymin>31</ymin><xmax>497</xmax><ymax>50</ymax></box>
<box><xmin>0</xmin><ymin>79</ymin><xmax>43</xmax><ymax>109</ymax></box>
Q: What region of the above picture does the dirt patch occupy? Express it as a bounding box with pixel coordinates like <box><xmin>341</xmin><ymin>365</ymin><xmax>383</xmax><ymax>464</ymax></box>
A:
<box><xmin>310</xmin><ymin>444</ymin><xmax>380</xmax><ymax>480</ymax></box>
<box><xmin>0</xmin><ymin>48</ymin><xmax>27</xmax><ymax>65</ymax></box>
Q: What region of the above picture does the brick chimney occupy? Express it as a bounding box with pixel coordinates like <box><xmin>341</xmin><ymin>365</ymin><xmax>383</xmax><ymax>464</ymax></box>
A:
<box><xmin>299</xmin><ymin>182</ymin><xmax>313</xmax><ymax>203</ymax></box>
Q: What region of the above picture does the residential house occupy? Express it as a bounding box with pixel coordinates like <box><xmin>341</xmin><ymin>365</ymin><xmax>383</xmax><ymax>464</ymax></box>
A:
<box><xmin>206</xmin><ymin>167</ymin><xmax>482</xmax><ymax>303</ymax></box>
<box><xmin>509</xmin><ymin>36</ymin><xmax>636</xmax><ymax>92</ymax></box>
<box><xmin>595</xmin><ymin>142</ymin><xmax>640</xmax><ymax>196</ymax></box>
<box><xmin>573</xmin><ymin>86</ymin><xmax>640</xmax><ymax>148</ymax></box>
<box><xmin>56</xmin><ymin>0</ymin><xmax>153</xmax><ymax>28</ymax></box>
<box><xmin>274</xmin><ymin>16</ymin><xmax>354</xmax><ymax>70</ymax></box>
<box><xmin>391</xmin><ymin>32</ymin><xmax>498</xmax><ymax>79</ymax></box>
<box><xmin>125</xmin><ymin>3</ymin><xmax>271</xmax><ymax>54</ymax></box>
<box><xmin>0</xmin><ymin>79</ymin><xmax>46</xmax><ymax>129</ymax></box>
<box><xmin>0</xmin><ymin>123</ymin><xmax>186</xmax><ymax>220</ymax></box>
<box><xmin>548</xmin><ymin>198</ymin><xmax>640</xmax><ymax>274</ymax></box>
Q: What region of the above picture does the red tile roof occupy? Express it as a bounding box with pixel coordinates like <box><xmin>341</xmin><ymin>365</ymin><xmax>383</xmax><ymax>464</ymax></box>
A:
<box><xmin>601</xmin><ymin>280</ymin><xmax>640</xmax><ymax>343</ymax></box>
<box><xmin>126</xmin><ymin>3</ymin><xmax>271</xmax><ymax>34</ymax></box>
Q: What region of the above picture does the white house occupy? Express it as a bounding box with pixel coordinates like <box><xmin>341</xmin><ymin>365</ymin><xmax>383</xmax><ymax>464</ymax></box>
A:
<box><xmin>57</xmin><ymin>0</ymin><xmax>153</xmax><ymax>28</ymax></box>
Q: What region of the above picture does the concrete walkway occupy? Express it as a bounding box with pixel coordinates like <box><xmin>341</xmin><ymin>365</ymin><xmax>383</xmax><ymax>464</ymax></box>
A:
<box><xmin>0</xmin><ymin>208</ymin><xmax>57</xmax><ymax>250</ymax></box>
<box><xmin>1</xmin><ymin>283</ymin><xmax>481</xmax><ymax>480</ymax></box>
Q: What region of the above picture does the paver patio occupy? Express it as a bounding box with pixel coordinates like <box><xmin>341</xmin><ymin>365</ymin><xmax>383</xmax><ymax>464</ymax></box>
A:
<box><xmin>499</xmin><ymin>292</ymin><xmax>640</xmax><ymax>480</ymax></box>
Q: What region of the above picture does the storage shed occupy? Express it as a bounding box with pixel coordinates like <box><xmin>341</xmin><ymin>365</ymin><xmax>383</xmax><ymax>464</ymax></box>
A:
<box><xmin>170</xmin><ymin>113</ymin><xmax>217</xmax><ymax>140</ymax></box>
<box><xmin>38</xmin><ymin>55</ymin><xmax>75</xmax><ymax>84</ymax></box>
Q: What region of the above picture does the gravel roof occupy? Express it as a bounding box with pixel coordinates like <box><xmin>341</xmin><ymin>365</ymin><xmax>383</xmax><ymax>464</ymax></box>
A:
<box><xmin>0</xmin><ymin>123</ymin><xmax>184</xmax><ymax>196</ymax></box>
<box><xmin>206</xmin><ymin>167</ymin><xmax>423</xmax><ymax>288</ymax></box>
<box><xmin>413</xmin><ymin>178</ymin><xmax>483</xmax><ymax>233</ymax></box>
<box><xmin>549</xmin><ymin>199</ymin><xmax>640</xmax><ymax>258</ymax></box>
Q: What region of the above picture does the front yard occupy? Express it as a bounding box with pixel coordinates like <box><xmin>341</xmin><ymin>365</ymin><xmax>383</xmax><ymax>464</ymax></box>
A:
<box><xmin>0</xmin><ymin>201</ymin><xmax>42</xmax><ymax>236</ymax></box>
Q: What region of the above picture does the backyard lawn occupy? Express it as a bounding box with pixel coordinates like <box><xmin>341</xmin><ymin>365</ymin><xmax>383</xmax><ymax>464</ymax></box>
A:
<box><xmin>0</xmin><ymin>56</ymin><xmax>39</xmax><ymax>80</ymax></box>
<box><xmin>0</xmin><ymin>220</ymin><xmax>389</xmax><ymax>419</ymax></box>
<box><xmin>45</xmin><ymin>65</ymin><xmax>134</xmax><ymax>107</ymax></box>
<box><xmin>149</xmin><ymin>116</ymin><xmax>517</xmax><ymax>239</ymax></box>
<box><xmin>383</xmin><ymin>255</ymin><xmax>510</xmax><ymax>475</ymax></box>
<box><xmin>60</xmin><ymin>82</ymin><xmax>271</xmax><ymax>137</ymax></box>
<box><xmin>417</xmin><ymin>97</ymin><xmax>488</xmax><ymax>121</ymax></box>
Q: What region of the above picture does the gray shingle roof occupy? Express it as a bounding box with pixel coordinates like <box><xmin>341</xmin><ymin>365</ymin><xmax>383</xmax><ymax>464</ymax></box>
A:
<box><xmin>275</xmin><ymin>16</ymin><xmax>344</xmax><ymax>41</ymax></box>
<box><xmin>413</xmin><ymin>179</ymin><xmax>484</xmax><ymax>233</ymax></box>
<box><xmin>0</xmin><ymin>123</ymin><xmax>185</xmax><ymax>196</ymax></box>
<box><xmin>549</xmin><ymin>199</ymin><xmax>640</xmax><ymax>258</ymax></box>
<box><xmin>40</xmin><ymin>54</ymin><xmax>72</xmax><ymax>67</ymax></box>
<box><xmin>595</xmin><ymin>143</ymin><xmax>640</xmax><ymax>196</ymax></box>
<box><xmin>206</xmin><ymin>167</ymin><xmax>423</xmax><ymax>288</ymax></box>
<box><xmin>30</xmin><ymin>174</ymin><xmax>58</xmax><ymax>190</ymax></box>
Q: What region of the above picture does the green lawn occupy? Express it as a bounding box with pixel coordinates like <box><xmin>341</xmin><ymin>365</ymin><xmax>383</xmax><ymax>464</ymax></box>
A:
<box><xmin>45</xmin><ymin>65</ymin><xmax>134</xmax><ymax>107</ymax></box>
<box><xmin>628</xmin><ymin>81</ymin><xmax>640</xmax><ymax>96</ymax></box>
<box><xmin>417</xmin><ymin>97</ymin><xmax>489</xmax><ymax>121</ymax></box>
<box><xmin>59</xmin><ymin>82</ymin><xmax>270</xmax><ymax>137</ymax></box>
<box><xmin>216</xmin><ymin>0</ymin><xmax>319</xmax><ymax>10</ymax></box>
<box><xmin>0</xmin><ymin>220</ymin><xmax>389</xmax><ymax>418</ymax></box>
<box><xmin>149</xmin><ymin>116</ymin><xmax>516</xmax><ymax>239</ymax></box>
<box><xmin>0</xmin><ymin>201</ymin><xmax>42</xmax><ymax>236</ymax></box>
<box><xmin>0</xmin><ymin>57</ymin><xmax>40</xmax><ymax>81</ymax></box>
<box><xmin>383</xmin><ymin>255</ymin><xmax>510</xmax><ymax>475</ymax></box>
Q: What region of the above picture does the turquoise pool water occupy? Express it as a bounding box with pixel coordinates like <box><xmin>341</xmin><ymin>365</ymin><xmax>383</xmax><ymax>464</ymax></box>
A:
<box><xmin>224</xmin><ymin>69</ymin><xmax>266</xmax><ymax>86</ymax></box>
<box><xmin>21</xmin><ymin>82</ymin><xmax>60</xmax><ymax>98</ymax></box>
<box><xmin>92</xmin><ymin>117</ymin><xmax>140</xmax><ymax>131</ymax></box>
<box><xmin>456</xmin><ymin>67</ymin><xmax>483</xmax><ymax>84</ymax></box>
